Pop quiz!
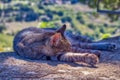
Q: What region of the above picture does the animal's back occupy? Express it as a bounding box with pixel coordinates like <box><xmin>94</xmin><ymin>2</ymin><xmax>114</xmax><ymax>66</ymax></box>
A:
<box><xmin>14</xmin><ymin>27</ymin><xmax>42</xmax><ymax>51</ymax></box>
<box><xmin>13</xmin><ymin>26</ymin><xmax>71</xmax><ymax>59</ymax></box>
<box><xmin>14</xmin><ymin>27</ymin><xmax>43</xmax><ymax>59</ymax></box>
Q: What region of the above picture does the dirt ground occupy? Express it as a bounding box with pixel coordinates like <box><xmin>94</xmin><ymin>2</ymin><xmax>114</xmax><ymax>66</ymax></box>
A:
<box><xmin>0</xmin><ymin>36</ymin><xmax>120</xmax><ymax>80</ymax></box>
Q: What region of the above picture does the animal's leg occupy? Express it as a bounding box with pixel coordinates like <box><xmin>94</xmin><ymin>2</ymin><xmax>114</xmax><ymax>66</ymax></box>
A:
<box><xmin>57</xmin><ymin>52</ymin><xmax>99</xmax><ymax>66</ymax></box>
<box><xmin>71</xmin><ymin>47</ymin><xmax>101</xmax><ymax>57</ymax></box>
<box><xmin>71</xmin><ymin>47</ymin><xmax>101</xmax><ymax>58</ymax></box>
<box><xmin>72</xmin><ymin>42</ymin><xmax>116</xmax><ymax>51</ymax></box>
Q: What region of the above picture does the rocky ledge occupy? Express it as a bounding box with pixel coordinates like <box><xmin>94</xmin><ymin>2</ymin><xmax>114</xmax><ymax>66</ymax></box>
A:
<box><xmin>0</xmin><ymin>36</ymin><xmax>120</xmax><ymax>80</ymax></box>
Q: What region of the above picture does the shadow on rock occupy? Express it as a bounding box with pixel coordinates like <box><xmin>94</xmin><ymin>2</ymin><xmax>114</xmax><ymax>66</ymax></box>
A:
<box><xmin>0</xmin><ymin>52</ymin><xmax>98</xmax><ymax>68</ymax></box>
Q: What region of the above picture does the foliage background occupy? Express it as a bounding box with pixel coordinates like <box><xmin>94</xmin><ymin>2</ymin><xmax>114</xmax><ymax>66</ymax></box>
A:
<box><xmin>0</xmin><ymin>0</ymin><xmax>120</xmax><ymax>52</ymax></box>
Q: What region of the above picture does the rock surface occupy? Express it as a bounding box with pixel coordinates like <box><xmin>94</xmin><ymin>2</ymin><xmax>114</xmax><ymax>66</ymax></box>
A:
<box><xmin>0</xmin><ymin>36</ymin><xmax>120</xmax><ymax>80</ymax></box>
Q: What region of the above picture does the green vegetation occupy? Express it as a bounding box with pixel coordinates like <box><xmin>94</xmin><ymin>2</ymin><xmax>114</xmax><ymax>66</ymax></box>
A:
<box><xmin>86</xmin><ymin>0</ymin><xmax>120</xmax><ymax>21</ymax></box>
<box><xmin>0</xmin><ymin>0</ymin><xmax>120</xmax><ymax>51</ymax></box>
<box><xmin>101</xmin><ymin>33</ymin><xmax>112</xmax><ymax>39</ymax></box>
<box><xmin>0</xmin><ymin>24</ymin><xmax>6</xmax><ymax>33</ymax></box>
<box><xmin>0</xmin><ymin>33</ymin><xmax>13</xmax><ymax>52</ymax></box>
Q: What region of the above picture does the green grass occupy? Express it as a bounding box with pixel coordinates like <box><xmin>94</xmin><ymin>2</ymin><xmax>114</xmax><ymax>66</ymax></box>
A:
<box><xmin>0</xmin><ymin>34</ymin><xmax>13</xmax><ymax>52</ymax></box>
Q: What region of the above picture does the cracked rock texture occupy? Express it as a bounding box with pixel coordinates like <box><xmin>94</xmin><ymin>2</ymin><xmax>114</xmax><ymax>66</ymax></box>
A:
<box><xmin>0</xmin><ymin>36</ymin><xmax>120</xmax><ymax>80</ymax></box>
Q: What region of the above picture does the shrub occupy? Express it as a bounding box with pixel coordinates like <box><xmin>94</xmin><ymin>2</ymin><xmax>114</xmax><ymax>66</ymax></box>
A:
<box><xmin>99</xmin><ymin>28</ymin><xmax>105</xmax><ymax>33</ymax></box>
<box><xmin>1</xmin><ymin>0</ymin><xmax>11</xmax><ymax>3</ymax></box>
<box><xmin>38</xmin><ymin>21</ymin><xmax>56</xmax><ymax>28</ymax></box>
<box><xmin>88</xmin><ymin>24</ymin><xmax>95</xmax><ymax>29</ymax></box>
<box><xmin>104</xmin><ymin>23</ymin><xmax>108</xmax><ymax>27</ymax></box>
<box><xmin>79</xmin><ymin>19</ymin><xmax>85</xmax><ymax>24</ymax></box>
<box><xmin>57</xmin><ymin>11</ymin><xmax>64</xmax><ymax>16</ymax></box>
<box><xmin>38</xmin><ymin>5</ymin><xmax>44</xmax><ymax>9</ymax></box>
<box><xmin>46</xmin><ymin>12</ymin><xmax>53</xmax><ymax>20</ymax></box>
<box><xmin>76</xmin><ymin>16</ymin><xmax>82</xmax><ymax>21</ymax></box>
<box><xmin>0</xmin><ymin>24</ymin><xmax>6</xmax><ymax>33</ymax></box>
<box><xmin>76</xmin><ymin>15</ymin><xmax>85</xmax><ymax>24</ymax></box>
<box><xmin>24</xmin><ymin>12</ymin><xmax>39</xmax><ymax>22</ymax></box>
<box><xmin>41</xmin><ymin>17</ymin><xmax>49</xmax><ymax>22</ymax></box>
<box><xmin>6</xmin><ymin>17</ymin><xmax>14</xmax><ymax>22</ymax></box>
<box><xmin>101</xmin><ymin>33</ymin><xmax>111</xmax><ymax>39</ymax></box>
<box><xmin>15</xmin><ymin>13</ymin><xmax>23</xmax><ymax>22</ymax></box>
<box><xmin>19</xmin><ymin>5</ymin><xmax>33</xmax><ymax>12</ymax></box>
<box><xmin>61</xmin><ymin>16</ymin><xmax>72</xmax><ymax>23</ymax></box>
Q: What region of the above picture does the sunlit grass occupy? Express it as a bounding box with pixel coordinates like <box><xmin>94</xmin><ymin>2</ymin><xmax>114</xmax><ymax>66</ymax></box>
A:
<box><xmin>0</xmin><ymin>34</ymin><xmax>13</xmax><ymax>52</ymax></box>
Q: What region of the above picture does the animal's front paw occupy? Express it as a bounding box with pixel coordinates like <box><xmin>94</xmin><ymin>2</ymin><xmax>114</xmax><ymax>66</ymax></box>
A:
<box><xmin>85</xmin><ymin>54</ymin><xmax>99</xmax><ymax>66</ymax></box>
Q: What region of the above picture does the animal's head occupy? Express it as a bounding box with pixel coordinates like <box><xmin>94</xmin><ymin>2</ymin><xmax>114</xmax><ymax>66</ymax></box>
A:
<box><xmin>47</xmin><ymin>24</ymin><xmax>71</xmax><ymax>53</ymax></box>
<box><xmin>50</xmin><ymin>24</ymin><xmax>71</xmax><ymax>53</ymax></box>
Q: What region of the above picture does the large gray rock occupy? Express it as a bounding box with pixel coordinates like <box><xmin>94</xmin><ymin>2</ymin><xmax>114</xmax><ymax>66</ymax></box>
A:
<box><xmin>0</xmin><ymin>51</ymin><xmax>120</xmax><ymax>80</ymax></box>
<box><xmin>0</xmin><ymin>36</ymin><xmax>120</xmax><ymax>80</ymax></box>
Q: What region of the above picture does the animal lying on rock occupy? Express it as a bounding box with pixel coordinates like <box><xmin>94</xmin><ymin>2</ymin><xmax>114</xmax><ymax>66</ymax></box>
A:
<box><xmin>13</xmin><ymin>24</ymin><xmax>116</xmax><ymax>66</ymax></box>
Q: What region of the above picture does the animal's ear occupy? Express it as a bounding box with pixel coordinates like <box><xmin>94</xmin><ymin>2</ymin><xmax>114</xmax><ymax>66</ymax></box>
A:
<box><xmin>50</xmin><ymin>33</ymin><xmax>61</xmax><ymax>47</ymax></box>
<box><xmin>56</xmin><ymin>24</ymin><xmax>66</xmax><ymax>34</ymax></box>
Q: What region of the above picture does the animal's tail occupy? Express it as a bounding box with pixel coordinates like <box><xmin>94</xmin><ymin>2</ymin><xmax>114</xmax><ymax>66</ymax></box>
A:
<box><xmin>57</xmin><ymin>52</ymin><xmax>99</xmax><ymax>66</ymax></box>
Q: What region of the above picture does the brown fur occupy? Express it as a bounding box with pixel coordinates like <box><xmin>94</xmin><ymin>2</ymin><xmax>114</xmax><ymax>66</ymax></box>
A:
<box><xmin>13</xmin><ymin>24</ymin><xmax>99</xmax><ymax>66</ymax></box>
<box><xmin>57</xmin><ymin>52</ymin><xmax>99</xmax><ymax>66</ymax></box>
